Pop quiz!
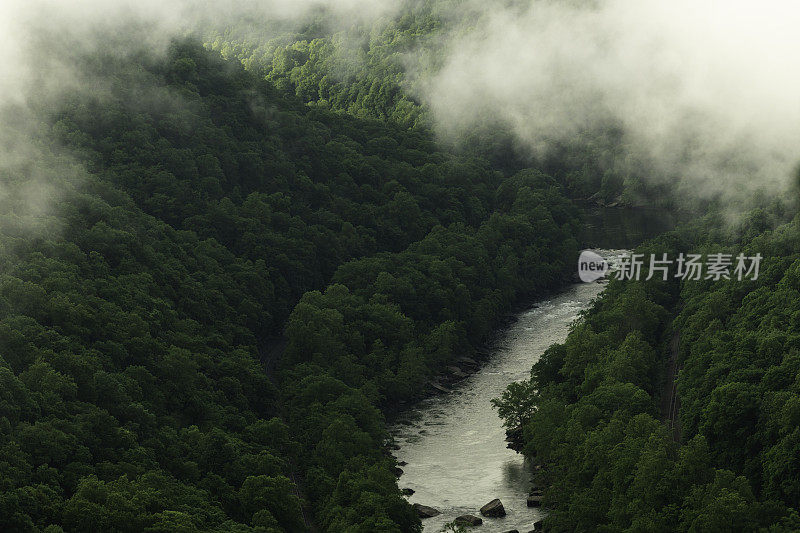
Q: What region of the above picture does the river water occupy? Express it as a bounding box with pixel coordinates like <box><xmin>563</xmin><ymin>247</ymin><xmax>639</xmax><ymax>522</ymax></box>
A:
<box><xmin>391</xmin><ymin>276</ymin><xmax>613</xmax><ymax>532</ymax></box>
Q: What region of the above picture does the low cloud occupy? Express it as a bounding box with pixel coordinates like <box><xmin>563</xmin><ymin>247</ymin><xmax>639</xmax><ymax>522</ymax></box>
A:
<box><xmin>0</xmin><ymin>0</ymin><xmax>400</xmax><ymax>246</ymax></box>
<box><xmin>420</xmin><ymin>0</ymin><xmax>800</xmax><ymax>208</ymax></box>
<box><xmin>3</xmin><ymin>0</ymin><xmax>798</xmax><ymax>224</ymax></box>
<box><xmin>0</xmin><ymin>0</ymin><xmax>399</xmax><ymax>100</ymax></box>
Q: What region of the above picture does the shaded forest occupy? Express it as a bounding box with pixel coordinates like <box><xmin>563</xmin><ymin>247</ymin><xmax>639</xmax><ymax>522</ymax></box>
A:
<box><xmin>0</xmin><ymin>39</ymin><xmax>581</xmax><ymax>531</ymax></box>
<box><xmin>2</xmin><ymin>2</ymin><xmax>799</xmax><ymax>532</ymax></box>
<box><xmin>496</xmin><ymin>206</ymin><xmax>800</xmax><ymax>531</ymax></box>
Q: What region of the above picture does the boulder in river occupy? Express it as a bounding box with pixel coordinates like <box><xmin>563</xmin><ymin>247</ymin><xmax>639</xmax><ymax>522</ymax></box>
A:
<box><xmin>412</xmin><ymin>503</ymin><xmax>440</xmax><ymax>518</ymax></box>
<box><xmin>393</xmin><ymin>467</ymin><xmax>404</xmax><ymax>477</ymax></box>
<box><xmin>454</xmin><ymin>514</ymin><xmax>483</xmax><ymax>526</ymax></box>
<box><xmin>401</xmin><ymin>488</ymin><xmax>414</xmax><ymax>496</ymax></box>
<box><xmin>527</xmin><ymin>494</ymin><xmax>543</xmax><ymax>507</ymax></box>
<box><xmin>480</xmin><ymin>498</ymin><xmax>506</xmax><ymax>517</ymax></box>
<box><xmin>503</xmin><ymin>530</ymin><xmax>519</xmax><ymax>533</ymax></box>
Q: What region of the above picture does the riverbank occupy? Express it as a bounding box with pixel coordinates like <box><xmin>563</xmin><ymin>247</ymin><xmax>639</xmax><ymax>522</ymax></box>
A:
<box><xmin>389</xmin><ymin>280</ymin><xmax>611</xmax><ymax>532</ymax></box>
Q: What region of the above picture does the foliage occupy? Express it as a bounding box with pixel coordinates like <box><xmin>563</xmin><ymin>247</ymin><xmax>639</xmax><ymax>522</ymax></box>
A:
<box><xmin>203</xmin><ymin>6</ymin><xmax>664</xmax><ymax>205</ymax></box>
<box><xmin>496</xmin><ymin>217</ymin><xmax>800</xmax><ymax>531</ymax></box>
<box><xmin>0</xmin><ymin>37</ymin><xmax>584</xmax><ymax>531</ymax></box>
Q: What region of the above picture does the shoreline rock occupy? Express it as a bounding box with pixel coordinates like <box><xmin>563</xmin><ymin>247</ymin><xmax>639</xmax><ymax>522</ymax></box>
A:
<box><xmin>526</xmin><ymin>494</ymin><xmax>542</xmax><ymax>507</ymax></box>
<box><xmin>412</xmin><ymin>503</ymin><xmax>440</xmax><ymax>518</ymax></box>
<box><xmin>480</xmin><ymin>498</ymin><xmax>506</xmax><ymax>517</ymax></box>
<box><xmin>454</xmin><ymin>514</ymin><xmax>483</xmax><ymax>526</ymax></box>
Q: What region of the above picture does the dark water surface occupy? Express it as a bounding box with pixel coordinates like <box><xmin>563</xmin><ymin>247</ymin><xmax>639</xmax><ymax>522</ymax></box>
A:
<box><xmin>581</xmin><ymin>207</ymin><xmax>676</xmax><ymax>249</ymax></box>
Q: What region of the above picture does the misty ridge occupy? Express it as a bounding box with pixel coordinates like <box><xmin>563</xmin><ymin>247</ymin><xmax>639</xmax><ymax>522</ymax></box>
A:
<box><xmin>2</xmin><ymin>2</ymin><xmax>800</xmax><ymax>532</ymax></box>
<box><xmin>420</xmin><ymin>0</ymin><xmax>800</xmax><ymax>214</ymax></box>
<box><xmin>0</xmin><ymin>0</ymin><xmax>398</xmax><ymax>243</ymax></box>
<box><xmin>3</xmin><ymin>0</ymin><xmax>800</xmax><ymax>225</ymax></box>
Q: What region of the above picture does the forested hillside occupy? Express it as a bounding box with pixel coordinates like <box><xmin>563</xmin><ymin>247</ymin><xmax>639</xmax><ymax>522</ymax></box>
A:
<box><xmin>496</xmin><ymin>207</ymin><xmax>800</xmax><ymax>531</ymax></box>
<box><xmin>203</xmin><ymin>5</ymin><xmax>665</xmax><ymax>207</ymax></box>
<box><xmin>0</xmin><ymin>39</ymin><xmax>583</xmax><ymax>531</ymax></box>
<box><xmin>6</xmin><ymin>1</ymin><xmax>792</xmax><ymax>531</ymax></box>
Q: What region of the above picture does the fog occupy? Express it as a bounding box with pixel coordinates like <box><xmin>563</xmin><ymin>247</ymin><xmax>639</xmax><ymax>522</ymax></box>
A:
<box><xmin>0</xmin><ymin>0</ymin><xmax>399</xmax><ymax>244</ymax></box>
<box><xmin>0</xmin><ymin>0</ymin><xmax>400</xmax><ymax>104</ymax></box>
<box><xmin>422</xmin><ymin>0</ymin><xmax>800</xmax><ymax>207</ymax></box>
<box><xmin>2</xmin><ymin>0</ymin><xmax>799</xmax><ymax>222</ymax></box>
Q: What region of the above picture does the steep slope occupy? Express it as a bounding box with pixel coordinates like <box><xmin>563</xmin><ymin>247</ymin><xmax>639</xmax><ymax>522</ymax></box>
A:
<box><xmin>496</xmin><ymin>209</ymin><xmax>800</xmax><ymax>531</ymax></box>
<box><xmin>0</xmin><ymin>39</ymin><xmax>583</xmax><ymax>531</ymax></box>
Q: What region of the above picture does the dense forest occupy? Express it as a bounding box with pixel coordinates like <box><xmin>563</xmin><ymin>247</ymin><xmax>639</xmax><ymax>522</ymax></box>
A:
<box><xmin>495</xmin><ymin>205</ymin><xmax>800</xmax><ymax>531</ymax></box>
<box><xmin>203</xmin><ymin>4</ymin><xmax>667</xmax><ymax>207</ymax></box>
<box><xmin>3</xmin><ymin>2</ymin><xmax>800</xmax><ymax>532</ymax></box>
<box><xmin>0</xmin><ymin>37</ymin><xmax>582</xmax><ymax>531</ymax></box>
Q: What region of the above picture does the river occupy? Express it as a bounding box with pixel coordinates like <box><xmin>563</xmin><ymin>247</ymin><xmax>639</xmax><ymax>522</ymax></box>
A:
<box><xmin>391</xmin><ymin>260</ymin><xmax>620</xmax><ymax>532</ymax></box>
